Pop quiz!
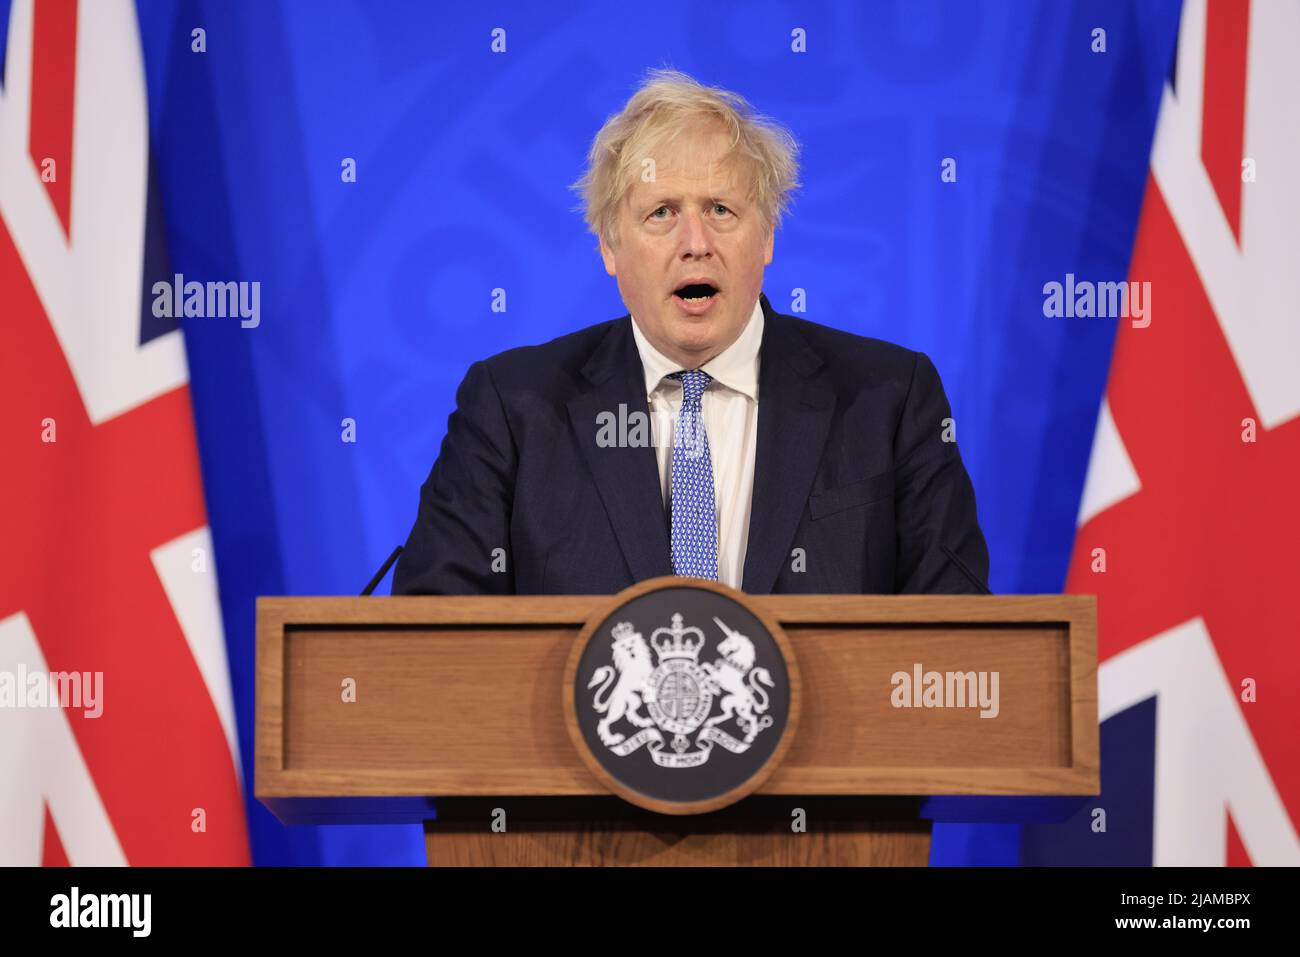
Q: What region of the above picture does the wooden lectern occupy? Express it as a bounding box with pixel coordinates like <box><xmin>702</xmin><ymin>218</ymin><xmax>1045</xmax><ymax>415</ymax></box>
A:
<box><xmin>256</xmin><ymin>587</ymin><xmax>1096</xmax><ymax>866</ymax></box>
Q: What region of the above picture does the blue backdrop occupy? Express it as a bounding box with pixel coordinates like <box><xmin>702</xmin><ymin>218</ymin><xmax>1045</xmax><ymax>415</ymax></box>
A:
<box><xmin>104</xmin><ymin>0</ymin><xmax>1180</xmax><ymax>865</ymax></box>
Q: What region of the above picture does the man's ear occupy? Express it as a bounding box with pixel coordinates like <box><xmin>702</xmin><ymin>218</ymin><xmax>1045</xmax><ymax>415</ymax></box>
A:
<box><xmin>599</xmin><ymin>231</ymin><xmax>617</xmax><ymax>276</ymax></box>
<box><xmin>763</xmin><ymin>225</ymin><xmax>774</xmax><ymax>266</ymax></box>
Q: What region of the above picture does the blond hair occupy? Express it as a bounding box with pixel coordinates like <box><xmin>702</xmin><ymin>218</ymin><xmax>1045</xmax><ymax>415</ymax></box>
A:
<box><xmin>570</xmin><ymin>68</ymin><xmax>801</xmax><ymax>247</ymax></box>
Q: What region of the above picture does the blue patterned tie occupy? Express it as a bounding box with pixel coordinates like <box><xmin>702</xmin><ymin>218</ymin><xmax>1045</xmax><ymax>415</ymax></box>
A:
<box><xmin>667</xmin><ymin>369</ymin><xmax>718</xmax><ymax>581</ymax></box>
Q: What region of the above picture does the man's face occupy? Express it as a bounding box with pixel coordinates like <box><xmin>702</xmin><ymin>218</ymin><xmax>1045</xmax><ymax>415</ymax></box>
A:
<box><xmin>599</xmin><ymin>121</ymin><xmax>774</xmax><ymax>370</ymax></box>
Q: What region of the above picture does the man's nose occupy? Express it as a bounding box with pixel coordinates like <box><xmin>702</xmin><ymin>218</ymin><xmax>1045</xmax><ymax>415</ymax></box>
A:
<box><xmin>679</xmin><ymin>209</ymin><xmax>712</xmax><ymax>258</ymax></box>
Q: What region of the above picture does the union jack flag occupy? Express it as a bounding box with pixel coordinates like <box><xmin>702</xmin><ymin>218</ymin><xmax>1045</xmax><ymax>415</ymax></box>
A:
<box><xmin>0</xmin><ymin>0</ymin><xmax>248</xmax><ymax>865</ymax></box>
<box><xmin>1026</xmin><ymin>0</ymin><xmax>1300</xmax><ymax>866</ymax></box>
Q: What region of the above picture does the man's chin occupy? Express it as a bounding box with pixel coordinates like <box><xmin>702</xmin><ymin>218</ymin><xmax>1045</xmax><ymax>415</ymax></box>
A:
<box><xmin>662</xmin><ymin>323</ymin><xmax>728</xmax><ymax>364</ymax></box>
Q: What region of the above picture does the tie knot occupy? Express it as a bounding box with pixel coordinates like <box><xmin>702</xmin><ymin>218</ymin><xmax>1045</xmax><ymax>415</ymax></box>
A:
<box><xmin>669</xmin><ymin>369</ymin><xmax>712</xmax><ymax>402</ymax></box>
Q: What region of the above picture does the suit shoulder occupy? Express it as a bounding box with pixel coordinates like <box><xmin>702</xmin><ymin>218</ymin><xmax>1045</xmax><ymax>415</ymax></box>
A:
<box><xmin>473</xmin><ymin>317</ymin><xmax>623</xmax><ymax>389</ymax></box>
<box><xmin>779</xmin><ymin>313</ymin><xmax>923</xmax><ymax>381</ymax></box>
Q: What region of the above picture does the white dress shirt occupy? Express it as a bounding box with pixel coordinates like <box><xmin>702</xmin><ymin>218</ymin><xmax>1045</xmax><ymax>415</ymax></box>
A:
<box><xmin>629</xmin><ymin>298</ymin><xmax>763</xmax><ymax>590</ymax></box>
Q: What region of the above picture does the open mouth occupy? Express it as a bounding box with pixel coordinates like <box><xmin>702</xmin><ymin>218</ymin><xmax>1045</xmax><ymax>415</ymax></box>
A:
<box><xmin>673</xmin><ymin>282</ymin><xmax>719</xmax><ymax>304</ymax></box>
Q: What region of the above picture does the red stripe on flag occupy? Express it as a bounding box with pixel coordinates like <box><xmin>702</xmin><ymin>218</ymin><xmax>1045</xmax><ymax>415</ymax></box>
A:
<box><xmin>1201</xmin><ymin>0</ymin><xmax>1251</xmax><ymax>243</ymax></box>
<box><xmin>42</xmin><ymin>804</ymin><xmax>70</xmax><ymax>867</ymax></box>
<box><xmin>0</xmin><ymin>218</ymin><xmax>250</xmax><ymax>865</ymax></box>
<box><xmin>1226</xmin><ymin>812</ymin><xmax>1251</xmax><ymax>867</ymax></box>
<box><xmin>28</xmin><ymin>0</ymin><xmax>78</xmax><ymax>238</ymax></box>
<box><xmin>1067</xmin><ymin>176</ymin><xmax>1300</xmax><ymax>846</ymax></box>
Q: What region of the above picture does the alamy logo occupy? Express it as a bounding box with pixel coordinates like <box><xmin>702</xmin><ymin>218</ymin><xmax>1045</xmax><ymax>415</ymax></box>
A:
<box><xmin>1042</xmin><ymin>273</ymin><xmax>1151</xmax><ymax>327</ymax></box>
<box><xmin>890</xmin><ymin>663</ymin><xmax>1000</xmax><ymax>718</ymax></box>
<box><xmin>0</xmin><ymin>666</ymin><xmax>102</xmax><ymax>718</ymax></box>
<box><xmin>595</xmin><ymin>403</ymin><xmax>706</xmax><ymax>451</ymax></box>
<box><xmin>50</xmin><ymin>887</ymin><xmax>151</xmax><ymax>937</ymax></box>
<box><xmin>151</xmin><ymin>272</ymin><xmax>261</xmax><ymax>328</ymax></box>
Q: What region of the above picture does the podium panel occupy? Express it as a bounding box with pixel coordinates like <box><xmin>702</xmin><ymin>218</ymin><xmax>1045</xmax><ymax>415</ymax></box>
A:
<box><xmin>256</xmin><ymin>587</ymin><xmax>1096</xmax><ymax>866</ymax></box>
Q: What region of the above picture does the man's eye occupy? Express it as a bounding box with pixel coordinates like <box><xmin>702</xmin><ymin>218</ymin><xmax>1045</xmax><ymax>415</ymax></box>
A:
<box><xmin>650</xmin><ymin>206</ymin><xmax>671</xmax><ymax>219</ymax></box>
<box><xmin>713</xmin><ymin>204</ymin><xmax>731</xmax><ymax>216</ymax></box>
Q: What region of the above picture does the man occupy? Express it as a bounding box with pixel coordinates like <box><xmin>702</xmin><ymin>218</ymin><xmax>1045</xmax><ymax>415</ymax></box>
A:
<box><xmin>393</xmin><ymin>69</ymin><xmax>988</xmax><ymax>596</ymax></box>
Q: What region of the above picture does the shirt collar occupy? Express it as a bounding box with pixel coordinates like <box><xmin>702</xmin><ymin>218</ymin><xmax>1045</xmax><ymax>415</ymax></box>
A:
<box><xmin>630</xmin><ymin>296</ymin><xmax>764</xmax><ymax>401</ymax></box>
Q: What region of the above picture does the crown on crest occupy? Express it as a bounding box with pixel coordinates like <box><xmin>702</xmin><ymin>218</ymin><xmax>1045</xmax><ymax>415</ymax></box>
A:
<box><xmin>610</xmin><ymin>621</ymin><xmax>638</xmax><ymax>643</ymax></box>
<box><xmin>650</xmin><ymin>613</ymin><xmax>705</xmax><ymax>661</ymax></box>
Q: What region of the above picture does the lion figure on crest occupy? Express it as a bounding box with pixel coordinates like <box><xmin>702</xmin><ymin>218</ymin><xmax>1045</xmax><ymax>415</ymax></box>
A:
<box><xmin>588</xmin><ymin>622</ymin><xmax>655</xmax><ymax>746</ymax></box>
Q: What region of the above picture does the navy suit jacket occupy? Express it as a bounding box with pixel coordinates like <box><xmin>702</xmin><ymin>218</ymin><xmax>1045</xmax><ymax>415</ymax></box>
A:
<box><xmin>393</xmin><ymin>293</ymin><xmax>989</xmax><ymax>596</ymax></box>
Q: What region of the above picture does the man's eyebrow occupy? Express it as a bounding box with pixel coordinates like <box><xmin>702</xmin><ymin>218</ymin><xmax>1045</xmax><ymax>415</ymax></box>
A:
<box><xmin>641</xmin><ymin>193</ymin><xmax>740</xmax><ymax>208</ymax></box>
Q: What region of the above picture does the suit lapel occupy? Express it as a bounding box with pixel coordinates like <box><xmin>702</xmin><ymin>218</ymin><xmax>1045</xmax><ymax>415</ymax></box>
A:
<box><xmin>567</xmin><ymin>317</ymin><xmax>674</xmax><ymax>583</ymax></box>
<box><xmin>742</xmin><ymin>297</ymin><xmax>836</xmax><ymax>593</ymax></box>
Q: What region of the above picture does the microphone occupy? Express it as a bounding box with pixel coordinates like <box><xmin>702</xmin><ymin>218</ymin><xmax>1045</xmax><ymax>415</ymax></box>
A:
<box><xmin>361</xmin><ymin>545</ymin><xmax>403</xmax><ymax>596</ymax></box>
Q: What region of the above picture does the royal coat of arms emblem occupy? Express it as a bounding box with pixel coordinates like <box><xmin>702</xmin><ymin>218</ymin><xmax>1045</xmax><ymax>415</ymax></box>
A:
<box><xmin>587</xmin><ymin>612</ymin><xmax>776</xmax><ymax>768</ymax></box>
